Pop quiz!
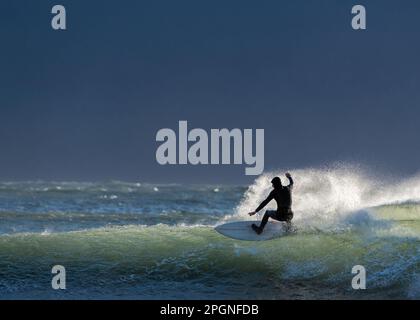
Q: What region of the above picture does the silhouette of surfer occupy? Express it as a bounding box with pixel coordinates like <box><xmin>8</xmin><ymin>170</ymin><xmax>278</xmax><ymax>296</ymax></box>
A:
<box><xmin>248</xmin><ymin>173</ymin><xmax>294</xmax><ymax>234</ymax></box>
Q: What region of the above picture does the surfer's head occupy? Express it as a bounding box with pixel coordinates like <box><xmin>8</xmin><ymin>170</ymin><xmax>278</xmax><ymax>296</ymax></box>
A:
<box><xmin>271</xmin><ymin>177</ymin><xmax>282</xmax><ymax>189</ymax></box>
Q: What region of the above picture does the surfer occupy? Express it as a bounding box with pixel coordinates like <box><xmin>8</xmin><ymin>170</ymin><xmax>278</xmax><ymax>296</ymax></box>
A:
<box><xmin>248</xmin><ymin>173</ymin><xmax>294</xmax><ymax>234</ymax></box>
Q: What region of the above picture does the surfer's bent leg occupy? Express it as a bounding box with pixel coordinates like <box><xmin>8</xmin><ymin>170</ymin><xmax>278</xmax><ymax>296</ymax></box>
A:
<box><xmin>259</xmin><ymin>210</ymin><xmax>277</xmax><ymax>231</ymax></box>
<box><xmin>277</xmin><ymin>209</ymin><xmax>293</xmax><ymax>231</ymax></box>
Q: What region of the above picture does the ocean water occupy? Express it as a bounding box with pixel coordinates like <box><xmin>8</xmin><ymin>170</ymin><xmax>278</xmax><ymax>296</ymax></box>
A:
<box><xmin>0</xmin><ymin>165</ymin><xmax>419</xmax><ymax>299</ymax></box>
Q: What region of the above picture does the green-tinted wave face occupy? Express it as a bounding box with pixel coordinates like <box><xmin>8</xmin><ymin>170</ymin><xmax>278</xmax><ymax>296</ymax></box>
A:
<box><xmin>0</xmin><ymin>215</ymin><xmax>418</xmax><ymax>299</ymax></box>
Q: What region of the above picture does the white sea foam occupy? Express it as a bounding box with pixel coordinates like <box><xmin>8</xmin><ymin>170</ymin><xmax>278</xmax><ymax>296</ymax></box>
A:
<box><xmin>230</xmin><ymin>164</ymin><xmax>420</xmax><ymax>230</ymax></box>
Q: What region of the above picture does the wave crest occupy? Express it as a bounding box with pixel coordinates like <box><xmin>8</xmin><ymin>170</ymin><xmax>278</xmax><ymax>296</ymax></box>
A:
<box><xmin>231</xmin><ymin>164</ymin><xmax>420</xmax><ymax>229</ymax></box>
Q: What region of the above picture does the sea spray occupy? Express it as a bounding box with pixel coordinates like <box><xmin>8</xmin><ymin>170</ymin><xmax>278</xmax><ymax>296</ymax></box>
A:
<box><xmin>231</xmin><ymin>164</ymin><xmax>420</xmax><ymax>230</ymax></box>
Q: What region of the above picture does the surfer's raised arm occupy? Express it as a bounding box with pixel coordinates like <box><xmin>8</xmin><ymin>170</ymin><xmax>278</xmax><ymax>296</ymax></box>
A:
<box><xmin>285</xmin><ymin>172</ymin><xmax>293</xmax><ymax>189</ymax></box>
<box><xmin>248</xmin><ymin>191</ymin><xmax>274</xmax><ymax>216</ymax></box>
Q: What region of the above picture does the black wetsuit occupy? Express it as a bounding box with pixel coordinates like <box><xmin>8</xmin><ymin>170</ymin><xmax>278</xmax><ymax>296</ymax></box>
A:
<box><xmin>255</xmin><ymin>176</ymin><xmax>294</xmax><ymax>231</ymax></box>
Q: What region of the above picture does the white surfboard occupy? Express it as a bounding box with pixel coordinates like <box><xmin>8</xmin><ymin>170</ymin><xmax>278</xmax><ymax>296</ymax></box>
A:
<box><xmin>215</xmin><ymin>220</ymin><xmax>287</xmax><ymax>241</ymax></box>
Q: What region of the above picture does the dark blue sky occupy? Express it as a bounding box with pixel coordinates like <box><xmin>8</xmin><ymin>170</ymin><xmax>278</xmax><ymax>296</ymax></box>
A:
<box><xmin>1</xmin><ymin>0</ymin><xmax>419</xmax><ymax>183</ymax></box>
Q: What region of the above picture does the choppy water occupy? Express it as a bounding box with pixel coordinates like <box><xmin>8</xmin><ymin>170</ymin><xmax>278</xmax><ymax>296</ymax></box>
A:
<box><xmin>0</xmin><ymin>165</ymin><xmax>419</xmax><ymax>299</ymax></box>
